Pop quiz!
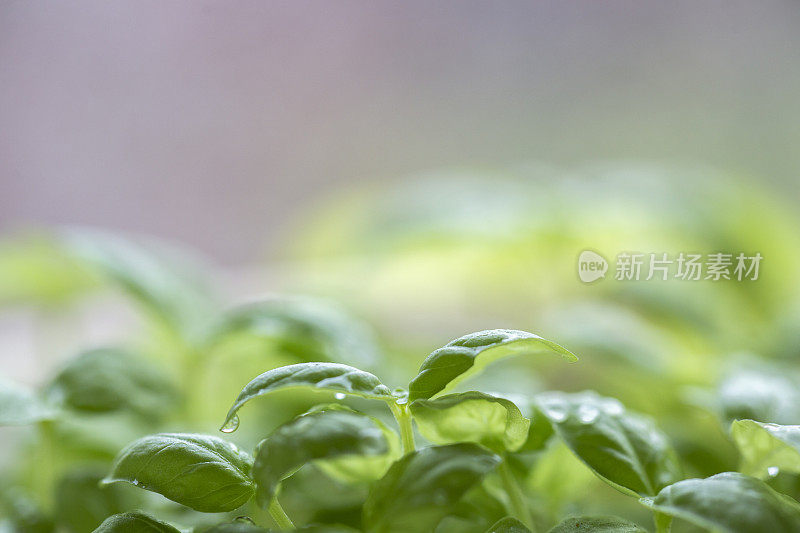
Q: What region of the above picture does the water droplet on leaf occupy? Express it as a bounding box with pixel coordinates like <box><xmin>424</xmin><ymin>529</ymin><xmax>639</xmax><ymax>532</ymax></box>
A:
<box><xmin>334</xmin><ymin>393</ymin><xmax>346</xmax><ymax>400</ymax></box>
<box><xmin>220</xmin><ymin>415</ymin><xmax>240</xmax><ymax>433</ymax></box>
<box><xmin>767</xmin><ymin>466</ymin><xmax>779</xmax><ymax>477</ymax></box>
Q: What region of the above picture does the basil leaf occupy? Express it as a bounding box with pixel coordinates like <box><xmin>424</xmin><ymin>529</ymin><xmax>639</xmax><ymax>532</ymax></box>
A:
<box><xmin>0</xmin><ymin>377</ymin><xmax>55</xmax><ymax>426</ymax></box>
<box><xmin>536</xmin><ymin>391</ymin><xmax>681</xmax><ymax>497</ymax></box>
<box><xmin>487</xmin><ymin>517</ymin><xmax>531</xmax><ymax>532</ymax></box>
<box><xmin>642</xmin><ymin>472</ymin><xmax>800</xmax><ymax>533</ymax></box>
<box><xmin>62</xmin><ymin>228</ymin><xmax>216</xmax><ymax>339</ymax></box>
<box><xmin>547</xmin><ymin>516</ymin><xmax>647</xmax><ymax>532</ymax></box>
<box><xmin>363</xmin><ymin>443</ymin><xmax>501</xmax><ymax>533</ymax></box>
<box><xmin>717</xmin><ymin>366</ymin><xmax>800</xmax><ymax>425</ymax></box>
<box><xmin>410</xmin><ymin>392</ymin><xmax>530</xmax><ymax>453</ymax></box>
<box><xmin>92</xmin><ymin>511</ymin><xmax>180</xmax><ymax>532</ymax></box>
<box><xmin>732</xmin><ymin>420</ymin><xmax>800</xmax><ymax>478</ymax></box>
<box><xmin>408</xmin><ymin>329</ymin><xmax>576</xmax><ymax>402</ymax></box>
<box><xmin>208</xmin><ymin>297</ymin><xmax>379</xmax><ymax>366</ymax></box>
<box><xmin>252</xmin><ymin>409</ymin><xmax>393</xmax><ymax>505</ymax></box>
<box><xmin>221</xmin><ymin>363</ymin><xmax>393</xmax><ymax>432</ymax></box>
<box><xmin>45</xmin><ymin>348</ymin><xmax>177</xmax><ymax>418</ymax></box>
<box><xmin>204</xmin><ymin>520</ymin><xmax>268</xmax><ymax>533</ymax></box>
<box><xmin>102</xmin><ymin>433</ymin><xmax>254</xmax><ymax>512</ymax></box>
<box><xmin>308</xmin><ymin>405</ymin><xmax>401</xmax><ymax>483</ymax></box>
<box><xmin>55</xmin><ymin>470</ymin><xmax>140</xmax><ymax>533</ymax></box>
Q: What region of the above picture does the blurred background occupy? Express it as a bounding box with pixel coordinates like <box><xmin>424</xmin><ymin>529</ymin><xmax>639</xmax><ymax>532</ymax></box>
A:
<box><xmin>2</xmin><ymin>2</ymin><xmax>800</xmax><ymax>532</ymax></box>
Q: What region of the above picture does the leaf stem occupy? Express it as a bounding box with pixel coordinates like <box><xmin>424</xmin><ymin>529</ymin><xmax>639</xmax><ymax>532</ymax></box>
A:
<box><xmin>498</xmin><ymin>459</ymin><xmax>534</xmax><ymax>531</ymax></box>
<box><xmin>388</xmin><ymin>401</ymin><xmax>416</xmax><ymax>454</ymax></box>
<box><xmin>268</xmin><ymin>496</ymin><xmax>295</xmax><ymax>530</ymax></box>
<box><xmin>654</xmin><ymin>511</ymin><xmax>672</xmax><ymax>533</ymax></box>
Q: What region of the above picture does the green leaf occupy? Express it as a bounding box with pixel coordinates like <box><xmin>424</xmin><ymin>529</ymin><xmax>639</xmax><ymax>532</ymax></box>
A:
<box><xmin>408</xmin><ymin>329</ymin><xmax>576</xmax><ymax>402</ymax></box>
<box><xmin>55</xmin><ymin>470</ymin><xmax>141</xmax><ymax>533</ymax></box>
<box><xmin>208</xmin><ymin>296</ymin><xmax>379</xmax><ymax>366</ymax></box>
<box><xmin>102</xmin><ymin>433</ymin><xmax>254</xmax><ymax>513</ymax></box>
<box><xmin>92</xmin><ymin>511</ymin><xmax>180</xmax><ymax>532</ymax></box>
<box><xmin>487</xmin><ymin>517</ymin><xmax>531</xmax><ymax>532</ymax></box>
<box><xmin>410</xmin><ymin>392</ymin><xmax>530</xmax><ymax>453</ymax></box>
<box><xmin>307</xmin><ymin>404</ymin><xmax>401</xmax><ymax>483</ymax></box>
<box><xmin>547</xmin><ymin>516</ymin><xmax>647</xmax><ymax>532</ymax></box>
<box><xmin>221</xmin><ymin>363</ymin><xmax>393</xmax><ymax>432</ymax></box>
<box><xmin>732</xmin><ymin>419</ymin><xmax>800</xmax><ymax>478</ymax></box>
<box><xmin>642</xmin><ymin>472</ymin><xmax>800</xmax><ymax>533</ymax></box>
<box><xmin>204</xmin><ymin>519</ymin><xmax>268</xmax><ymax>532</ymax></box>
<box><xmin>45</xmin><ymin>347</ymin><xmax>178</xmax><ymax>418</ymax></box>
<box><xmin>0</xmin><ymin>377</ymin><xmax>55</xmax><ymax>426</ymax></box>
<box><xmin>362</xmin><ymin>443</ymin><xmax>501</xmax><ymax>533</ymax></box>
<box><xmin>252</xmin><ymin>409</ymin><xmax>394</xmax><ymax>505</ymax></box>
<box><xmin>717</xmin><ymin>366</ymin><xmax>800</xmax><ymax>425</ymax></box>
<box><xmin>61</xmin><ymin>228</ymin><xmax>217</xmax><ymax>339</ymax></box>
<box><xmin>536</xmin><ymin>391</ymin><xmax>681</xmax><ymax>497</ymax></box>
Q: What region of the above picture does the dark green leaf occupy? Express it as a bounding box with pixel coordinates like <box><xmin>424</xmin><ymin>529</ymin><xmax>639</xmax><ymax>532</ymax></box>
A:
<box><xmin>253</xmin><ymin>409</ymin><xmax>394</xmax><ymax>505</ymax></box>
<box><xmin>536</xmin><ymin>391</ymin><xmax>681</xmax><ymax>497</ymax></box>
<box><xmin>410</xmin><ymin>392</ymin><xmax>530</xmax><ymax>453</ymax></box>
<box><xmin>92</xmin><ymin>511</ymin><xmax>180</xmax><ymax>532</ymax></box>
<box><xmin>408</xmin><ymin>329</ymin><xmax>576</xmax><ymax>402</ymax></box>
<box><xmin>55</xmin><ymin>469</ymin><xmax>141</xmax><ymax>533</ymax></box>
<box><xmin>102</xmin><ymin>433</ymin><xmax>254</xmax><ymax>513</ymax></box>
<box><xmin>732</xmin><ymin>420</ymin><xmax>800</xmax><ymax>478</ymax></box>
<box><xmin>0</xmin><ymin>377</ymin><xmax>55</xmax><ymax>426</ymax></box>
<box><xmin>547</xmin><ymin>516</ymin><xmax>646</xmax><ymax>532</ymax></box>
<box><xmin>362</xmin><ymin>443</ymin><xmax>501</xmax><ymax>533</ymax></box>
<box><xmin>203</xmin><ymin>519</ymin><xmax>268</xmax><ymax>533</ymax></box>
<box><xmin>221</xmin><ymin>363</ymin><xmax>393</xmax><ymax>432</ymax></box>
<box><xmin>45</xmin><ymin>347</ymin><xmax>177</xmax><ymax>418</ymax></box>
<box><xmin>487</xmin><ymin>517</ymin><xmax>531</xmax><ymax>532</ymax></box>
<box><xmin>208</xmin><ymin>296</ymin><xmax>379</xmax><ymax>366</ymax></box>
<box><xmin>642</xmin><ymin>472</ymin><xmax>800</xmax><ymax>533</ymax></box>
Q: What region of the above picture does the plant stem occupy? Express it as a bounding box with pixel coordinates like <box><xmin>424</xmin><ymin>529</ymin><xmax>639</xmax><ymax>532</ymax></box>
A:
<box><xmin>498</xmin><ymin>459</ymin><xmax>534</xmax><ymax>531</ymax></box>
<box><xmin>388</xmin><ymin>401</ymin><xmax>416</xmax><ymax>454</ymax></box>
<box><xmin>654</xmin><ymin>512</ymin><xmax>672</xmax><ymax>533</ymax></box>
<box><xmin>268</xmin><ymin>497</ymin><xmax>295</xmax><ymax>530</ymax></box>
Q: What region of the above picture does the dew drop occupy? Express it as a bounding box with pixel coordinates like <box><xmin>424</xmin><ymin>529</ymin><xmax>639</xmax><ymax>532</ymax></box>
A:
<box><xmin>220</xmin><ymin>415</ymin><xmax>240</xmax><ymax>433</ymax></box>
<box><xmin>334</xmin><ymin>393</ymin><xmax>346</xmax><ymax>400</ymax></box>
<box><xmin>767</xmin><ymin>466</ymin><xmax>779</xmax><ymax>477</ymax></box>
<box><xmin>131</xmin><ymin>478</ymin><xmax>139</xmax><ymax>486</ymax></box>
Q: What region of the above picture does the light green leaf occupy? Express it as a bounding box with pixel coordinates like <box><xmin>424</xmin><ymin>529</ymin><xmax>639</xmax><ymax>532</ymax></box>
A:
<box><xmin>717</xmin><ymin>366</ymin><xmax>800</xmax><ymax>425</ymax></box>
<box><xmin>547</xmin><ymin>516</ymin><xmax>647</xmax><ymax>532</ymax></box>
<box><xmin>102</xmin><ymin>433</ymin><xmax>254</xmax><ymax>513</ymax></box>
<box><xmin>536</xmin><ymin>391</ymin><xmax>681</xmax><ymax>497</ymax></box>
<box><xmin>732</xmin><ymin>419</ymin><xmax>800</xmax><ymax>478</ymax></box>
<box><xmin>0</xmin><ymin>377</ymin><xmax>55</xmax><ymax>426</ymax></box>
<box><xmin>221</xmin><ymin>363</ymin><xmax>393</xmax><ymax>432</ymax></box>
<box><xmin>362</xmin><ymin>443</ymin><xmax>501</xmax><ymax>533</ymax></box>
<box><xmin>62</xmin><ymin>228</ymin><xmax>217</xmax><ymax>338</ymax></box>
<box><xmin>410</xmin><ymin>392</ymin><xmax>530</xmax><ymax>453</ymax></box>
<box><xmin>642</xmin><ymin>472</ymin><xmax>800</xmax><ymax>533</ymax></box>
<box><xmin>45</xmin><ymin>347</ymin><xmax>177</xmax><ymax>418</ymax></box>
<box><xmin>408</xmin><ymin>329</ymin><xmax>576</xmax><ymax>402</ymax></box>
<box><xmin>487</xmin><ymin>517</ymin><xmax>531</xmax><ymax>532</ymax></box>
<box><xmin>92</xmin><ymin>511</ymin><xmax>180</xmax><ymax>532</ymax></box>
<box><xmin>208</xmin><ymin>296</ymin><xmax>379</xmax><ymax>366</ymax></box>
<box><xmin>252</xmin><ymin>409</ymin><xmax>393</xmax><ymax>505</ymax></box>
